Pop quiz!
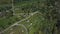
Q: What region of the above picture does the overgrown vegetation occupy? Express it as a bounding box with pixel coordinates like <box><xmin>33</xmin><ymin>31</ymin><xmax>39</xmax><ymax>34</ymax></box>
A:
<box><xmin>0</xmin><ymin>0</ymin><xmax>60</xmax><ymax>34</ymax></box>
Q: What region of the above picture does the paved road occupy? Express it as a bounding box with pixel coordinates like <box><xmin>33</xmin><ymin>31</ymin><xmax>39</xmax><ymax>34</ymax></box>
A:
<box><xmin>0</xmin><ymin>11</ymin><xmax>39</xmax><ymax>34</ymax></box>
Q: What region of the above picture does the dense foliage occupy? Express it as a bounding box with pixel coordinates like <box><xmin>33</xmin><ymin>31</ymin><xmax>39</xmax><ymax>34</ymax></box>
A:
<box><xmin>0</xmin><ymin>0</ymin><xmax>60</xmax><ymax>34</ymax></box>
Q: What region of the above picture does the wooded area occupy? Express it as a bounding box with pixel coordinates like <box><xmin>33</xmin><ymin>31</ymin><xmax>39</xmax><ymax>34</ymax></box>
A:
<box><xmin>0</xmin><ymin>0</ymin><xmax>60</xmax><ymax>34</ymax></box>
